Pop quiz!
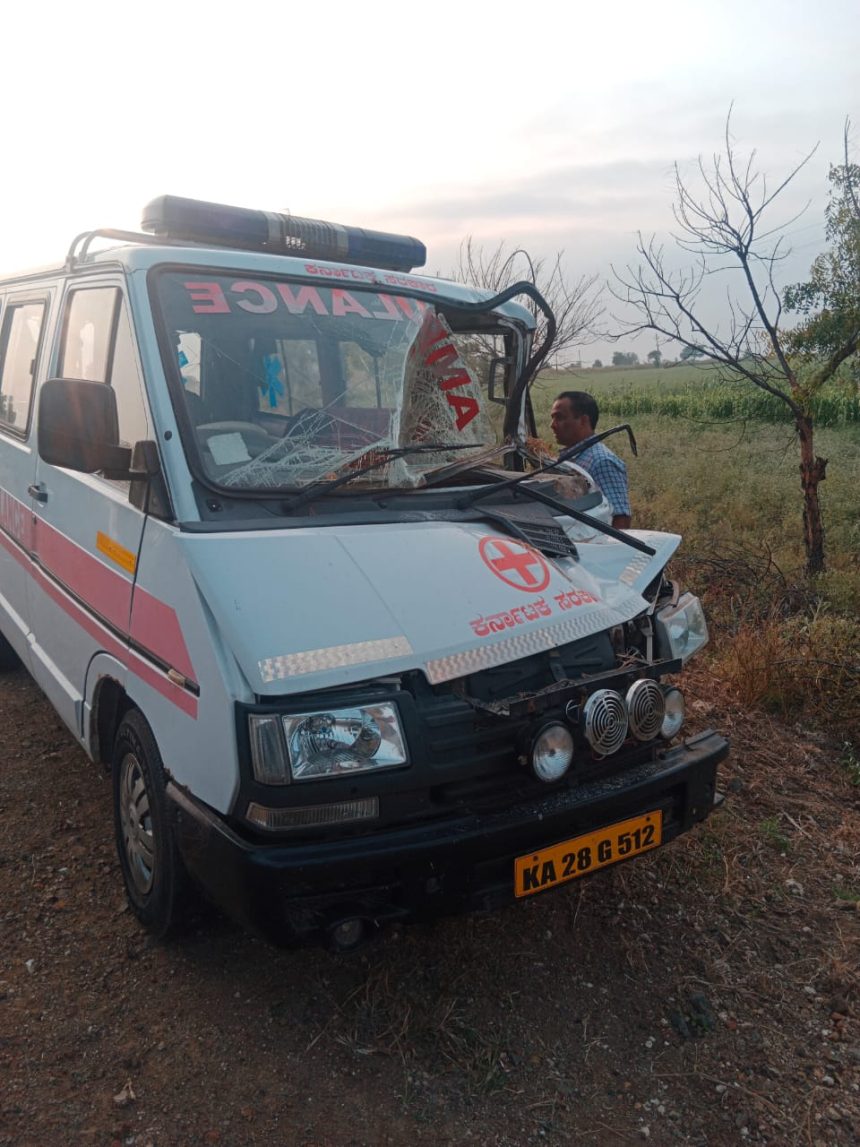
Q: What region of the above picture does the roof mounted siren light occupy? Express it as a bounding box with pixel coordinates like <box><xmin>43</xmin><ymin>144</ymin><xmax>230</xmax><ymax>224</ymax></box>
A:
<box><xmin>141</xmin><ymin>195</ymin><xmax>426</xmax><ymax>273</ymax></box>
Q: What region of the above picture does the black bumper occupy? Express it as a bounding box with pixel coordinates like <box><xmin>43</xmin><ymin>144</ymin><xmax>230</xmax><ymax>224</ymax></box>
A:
<box><xmin>168</xmin><ymin>729</ymin><xmax>728</xmax><ymax>947</ymax></box>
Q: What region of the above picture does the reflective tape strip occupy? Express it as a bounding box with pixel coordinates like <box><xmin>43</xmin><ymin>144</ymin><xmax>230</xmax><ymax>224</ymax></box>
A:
<box><xmin>424</xmin><ymin>600</ymin><xmax>644</xmax><ymax>685</ymax></box>
<box><xmin>96</xmin><ymin>531</ymin><xmax>137</xmax><ymax>575</ymax></box>
<box><xmin>259</xmin><ymin>636</ymin><xmax>413</xmax><ymax>682</ymax></box>
<box><xmin>619</xmin><ymin>554</ymin><xmax>652</xmax><ymax>587</ymax></box>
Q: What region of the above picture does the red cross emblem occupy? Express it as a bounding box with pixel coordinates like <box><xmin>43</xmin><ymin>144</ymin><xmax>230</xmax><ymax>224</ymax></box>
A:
<box><xmin>478</xmin><ymin>536</ymin><xmax>551</xmax><ymax>592</ymax></box>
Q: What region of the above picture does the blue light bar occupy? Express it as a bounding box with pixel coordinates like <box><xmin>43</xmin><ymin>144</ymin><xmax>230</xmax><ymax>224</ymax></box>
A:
<box><xmin>141</xmin><ymin>195</ymin><xmax>426</xmax><ymax>273</ymax></box>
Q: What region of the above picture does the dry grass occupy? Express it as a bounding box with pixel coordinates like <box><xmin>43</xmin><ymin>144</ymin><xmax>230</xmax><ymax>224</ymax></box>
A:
<box><xmin>710</xmin><ymin>608</ymin><xmax>860</xmax><ymax>733</ymax></box>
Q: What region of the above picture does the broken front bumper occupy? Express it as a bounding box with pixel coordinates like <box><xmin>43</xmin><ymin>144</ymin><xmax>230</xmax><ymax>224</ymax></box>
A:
<box><xmin>168</xmin><ymin>729</ymin><xmax>729</xmax><ymax>947</ymax></box>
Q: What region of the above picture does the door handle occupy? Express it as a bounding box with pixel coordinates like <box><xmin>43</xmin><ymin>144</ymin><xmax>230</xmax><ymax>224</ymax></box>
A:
<box><xmin>27</xmin><ymin>483</ymin><xmax>48</xmax><ymax>504</ymax></box>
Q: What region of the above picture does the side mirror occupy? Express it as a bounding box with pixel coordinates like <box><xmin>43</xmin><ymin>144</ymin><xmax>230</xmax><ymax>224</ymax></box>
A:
<box><xmin>38</xmin><ymin>378</ymin><xmax>131</xmax><ymax>473</ymax></box>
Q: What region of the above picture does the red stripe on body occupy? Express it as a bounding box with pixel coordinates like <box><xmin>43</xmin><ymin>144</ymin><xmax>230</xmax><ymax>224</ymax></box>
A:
<box><xmin>32</xmin><ymin>554</ymin><xmax>198</xmax><ymax>719</ymax></box>
<box><xmin>129</xmin><ymin>588</ymin><xmax>196</xmax><ymax>682</ymax></box>
<box><xmin>36</xmin><ymin>517</ymin><xmax>132</xmax><ymax>631</ymax></box>
<box><xmin>0</xmin><ymin>498</ymin><xmax>198</xmax><ymax>718</ymax></box>
<box><xmin>0</xmin><ymin>487</ymin><xmax>36</xmax><ymax>550</ymax></box>
<box><xmin>0</xmin><ymin>519</ymin><xmax>32</xmax><ymax>572</ymax></box>
<box><xmin>34</xmin><ymin>512</ymin><xmax>197</xmax><ymax>686</ymax></box>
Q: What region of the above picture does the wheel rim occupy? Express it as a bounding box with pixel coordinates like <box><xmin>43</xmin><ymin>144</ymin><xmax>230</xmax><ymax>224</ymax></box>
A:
<box><xmin>119</xmin><ymin>750</ymin><xmax>156</xmax><ymax>896</ymax></box>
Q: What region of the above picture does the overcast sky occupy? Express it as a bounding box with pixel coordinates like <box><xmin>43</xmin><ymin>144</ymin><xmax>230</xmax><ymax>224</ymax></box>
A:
<box><xmin>2</xmin><ymin>0</ymin><xmax>857</xmax><ymax>360</ymax></box>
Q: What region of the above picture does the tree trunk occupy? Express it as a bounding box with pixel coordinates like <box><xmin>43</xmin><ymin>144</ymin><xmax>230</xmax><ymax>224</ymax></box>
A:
<box><xmin>796</xmin><ymin>414</ymin><xmax>827</xmax><ymax>576</ymax></box>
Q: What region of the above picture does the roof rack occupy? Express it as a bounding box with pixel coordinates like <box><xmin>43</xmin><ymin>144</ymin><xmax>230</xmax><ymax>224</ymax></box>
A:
<box><xmin>65</xmin><ymin>227</ymin><xmax>198</xmax><ymax>271</ymax></box>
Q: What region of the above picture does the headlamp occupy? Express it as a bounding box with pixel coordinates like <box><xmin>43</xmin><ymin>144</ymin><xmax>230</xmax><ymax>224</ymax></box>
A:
<box><xmin>531</xmin><ymin>722</ymin><xmax>574</xmax><ymax>782</ymax></box>
<box><xmin>661</xmin><ymin>688</ymin><xmax>686</xmax><ymax>739</ymax></box>
<box><xmin>655</xmin><ymin>593</ymin><xmax>709</xmax><ymax>663</ymax></box>
<box><xmin>249</xmin><ymin>703</ymin><xmax>407</xmax><ymax>784</ymax></box>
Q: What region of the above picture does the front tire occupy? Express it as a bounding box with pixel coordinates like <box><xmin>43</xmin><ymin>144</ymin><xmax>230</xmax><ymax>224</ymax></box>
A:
<box><xmin>112</xmin><ymin>709</ymin><xmax>189</xmax><ymax>938</ymax></box>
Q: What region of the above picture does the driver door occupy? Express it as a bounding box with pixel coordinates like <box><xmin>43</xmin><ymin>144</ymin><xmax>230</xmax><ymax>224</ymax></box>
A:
<box><xmin>28</xmin><ymin>280</ymin><xmax>152</xmax><ymax>735</ymax></box>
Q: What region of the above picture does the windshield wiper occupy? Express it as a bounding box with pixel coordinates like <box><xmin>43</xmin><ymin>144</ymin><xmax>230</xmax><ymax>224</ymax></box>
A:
<box><xmin>282</xmin><ymin>443</ymin><xmax>484</xmax><ymax>513</ymax></box>
<box><xmin>455</xmin><ymin>425</ymin><xmax>655</xmax><ymax>556</ymax></box>
<box><xmin>458</xmin><ymin>425</ymin><xmax>639</xmax><ymax>508</ymax></box>
<box><xmin>418</xmin><ymin>443</ymin><xmax>518</xmax><ymax>489</ymax></box>
<box><xmin>479</xmin><ymin>477</ymin><xmax>655</xmax><ymax>555</ymax></box>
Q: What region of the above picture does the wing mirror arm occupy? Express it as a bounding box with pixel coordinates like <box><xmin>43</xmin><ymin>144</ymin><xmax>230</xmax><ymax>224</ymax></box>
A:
<box><xmin>95</xmin><ymin>440</ymin><xmax>172</xmax><ymax>519</ymax></box>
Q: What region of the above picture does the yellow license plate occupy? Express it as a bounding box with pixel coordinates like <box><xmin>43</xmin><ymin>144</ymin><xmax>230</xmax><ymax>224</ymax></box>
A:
<box><xmin>514</xmin><ymin>811</ymin><xmax>663</xmax><ymax>898</ymax></box>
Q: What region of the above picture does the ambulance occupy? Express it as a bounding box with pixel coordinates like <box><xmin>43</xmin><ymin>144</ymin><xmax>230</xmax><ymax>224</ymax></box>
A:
<box><xmin>0</xmin><ymin>196</ymin><xmax>728</xmax><ymax>948</ymax></box>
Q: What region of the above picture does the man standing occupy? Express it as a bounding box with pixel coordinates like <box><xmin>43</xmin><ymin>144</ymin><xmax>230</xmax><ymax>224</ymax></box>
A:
<box><xmin>550</xmin><ymin>391</ymin><xmax>631</xmax><ymax>530</ymax></box>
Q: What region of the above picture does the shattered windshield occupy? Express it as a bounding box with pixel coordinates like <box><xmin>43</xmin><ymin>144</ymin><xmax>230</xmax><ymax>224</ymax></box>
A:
<box><xmin>152</xmin><ymin>271</ymin><xmax>509</xmax><ymax>491</ymax></box>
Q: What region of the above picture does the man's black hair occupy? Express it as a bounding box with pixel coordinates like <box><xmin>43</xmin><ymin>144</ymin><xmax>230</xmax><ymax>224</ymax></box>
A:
<box><xmin>555</xmin><ymin>390</ymin><xmax>599</xmax><ymax>430</ymax></box>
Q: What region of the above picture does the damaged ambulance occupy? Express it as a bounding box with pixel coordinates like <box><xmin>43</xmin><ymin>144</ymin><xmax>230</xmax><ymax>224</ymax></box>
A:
<box><xmin>0</xmin><ymin>196</ymin><xmax>728</xmax><ymax>949</ymax></box>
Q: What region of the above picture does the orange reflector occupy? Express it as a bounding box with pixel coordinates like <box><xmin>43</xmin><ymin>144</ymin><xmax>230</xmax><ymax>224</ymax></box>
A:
<box><xmin>246</xmin><ymin>797</ymin><xmax>378</xmax><ymax>831</ymax></box>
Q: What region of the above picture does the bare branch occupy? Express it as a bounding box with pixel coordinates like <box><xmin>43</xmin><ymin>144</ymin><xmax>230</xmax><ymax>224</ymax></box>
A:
<box><xmin>609</xmin><ymin>230</ymin><xmax>802</xmax><ymax>414</ymax></box>
<box><xmin>610</xmin><ymin>114</ymin><xmax>819</xmax><ymax>419</ymax></box>
<box><xmin>452</xmin><ymin>238</ymin><xmax>603</xmax><ymax>365</ymax></box>
<box><xmin>610</xmin><ymin>108</ymin><xmax>840</xmax><ymax>574</ymax></box>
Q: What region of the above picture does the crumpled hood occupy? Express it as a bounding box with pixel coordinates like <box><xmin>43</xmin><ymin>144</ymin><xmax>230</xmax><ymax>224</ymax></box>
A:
<box><xmin>180</xmin><ymin>522</ymin><xmax>681</xmax><ymax>696</ymax></box>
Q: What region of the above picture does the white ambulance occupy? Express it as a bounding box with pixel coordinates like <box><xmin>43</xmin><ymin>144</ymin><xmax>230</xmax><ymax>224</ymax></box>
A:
<box><xmin>0</xmin><ymin>196</ymin><xmax>727</xmax><ymax>949</ymax></box>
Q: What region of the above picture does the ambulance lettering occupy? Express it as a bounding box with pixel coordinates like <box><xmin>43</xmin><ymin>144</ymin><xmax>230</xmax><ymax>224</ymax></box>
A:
<box><xmin>182</xmin><ymin>280</ymin><xmax>424</xmax><ymax>321</ymax></box>
<box><xmin>423</xmin><ymin>330</ymin><xmax>479</xmax><ymax>431</ymax></box>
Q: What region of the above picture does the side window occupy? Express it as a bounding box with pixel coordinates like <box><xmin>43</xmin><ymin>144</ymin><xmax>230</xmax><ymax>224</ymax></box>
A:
<box><xmin>111</xmin><ymin>304</ymin><xmax>150</xmax><ymax>449</ymax></box>
<box><xmin>59</xmin><ymin>290</ymin><xmax>115</xmax><ymax>382</ymax></box>
<box><xmin>59</xmin><ymin>287</ymin><xmax>150</xmax><ymax>463</ymax></box>
<box><xmin>0</xmin><ymin>301</ymin><xmax>46</xmax><ymax>434</ymax></box>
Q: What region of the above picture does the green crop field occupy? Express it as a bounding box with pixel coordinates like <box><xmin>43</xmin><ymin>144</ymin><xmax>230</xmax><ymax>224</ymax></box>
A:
<box><xmin>532</xmin><ymin>364</ymin><xmax>860</xmax><ymax>426</ymax></box>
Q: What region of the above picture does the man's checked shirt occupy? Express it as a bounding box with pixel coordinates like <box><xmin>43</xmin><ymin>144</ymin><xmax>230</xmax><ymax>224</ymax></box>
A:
<box><xmin>561</xmin><ymin>441</ymin><xmax>630</xmax><ymax>519</ymax></box>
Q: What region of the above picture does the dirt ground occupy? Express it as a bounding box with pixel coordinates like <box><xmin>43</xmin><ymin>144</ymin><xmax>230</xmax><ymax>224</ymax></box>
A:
<box><xmin>1</xmin><ymin>664</ymin><xmax>858</xmax><ymax>1147</ymax></box>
